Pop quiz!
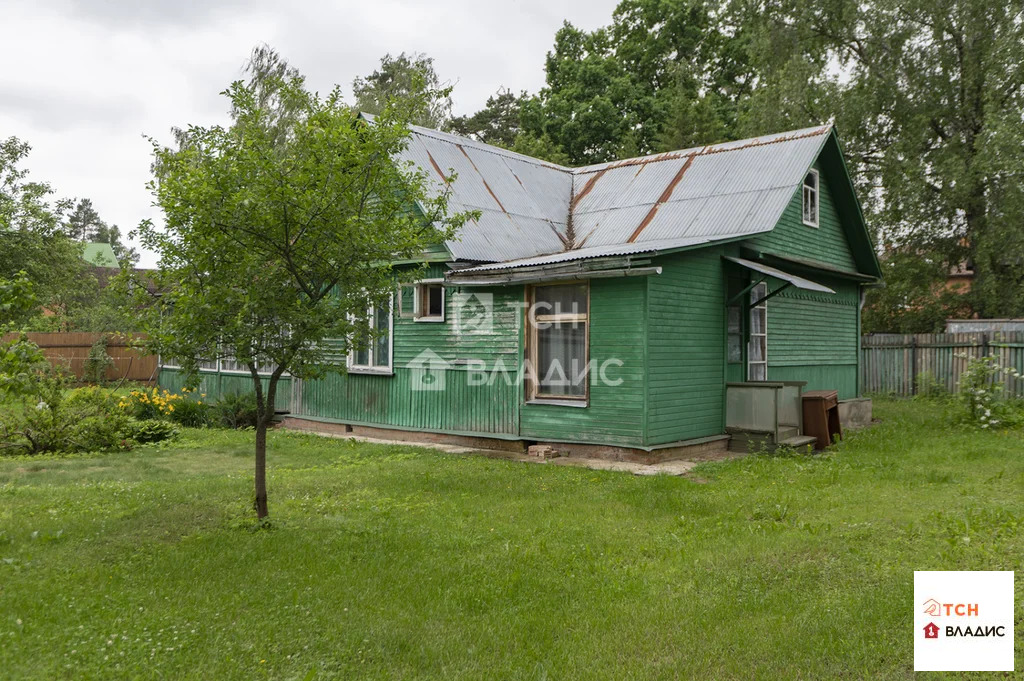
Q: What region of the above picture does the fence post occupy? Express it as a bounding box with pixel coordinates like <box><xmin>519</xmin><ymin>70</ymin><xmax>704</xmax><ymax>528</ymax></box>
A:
<box><xmin>910</xmin><ymin>335</ymin><xmax>917</xmax><ymax>395</ymax></box>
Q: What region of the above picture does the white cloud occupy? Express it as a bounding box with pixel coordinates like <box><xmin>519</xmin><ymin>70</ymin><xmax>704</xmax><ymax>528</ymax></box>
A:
<box><xmin>1</xmin><ymin>0</ymin><xmax>618</xmax><ymax>267</ymax></box>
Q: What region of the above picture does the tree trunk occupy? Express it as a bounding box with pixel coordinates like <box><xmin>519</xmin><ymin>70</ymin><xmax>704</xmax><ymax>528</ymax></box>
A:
<box><xmin>254</xmin><ymin>417</ymin><xmax>269</xmax><ymax>519</ymax></box>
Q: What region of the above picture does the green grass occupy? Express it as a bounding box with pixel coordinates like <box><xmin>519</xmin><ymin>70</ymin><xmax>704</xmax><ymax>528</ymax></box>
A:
<box><xmin>0</xmin><ymin>399</ymin><xmax>1021</xmax><ymax>680</ymax></box>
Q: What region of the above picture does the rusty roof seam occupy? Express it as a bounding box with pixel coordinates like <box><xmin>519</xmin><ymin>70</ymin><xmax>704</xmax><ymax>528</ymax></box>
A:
<box><xmin>626</xmin><ymin>153</ymin><xmax>697</xmax><ymax>243</ymax></box>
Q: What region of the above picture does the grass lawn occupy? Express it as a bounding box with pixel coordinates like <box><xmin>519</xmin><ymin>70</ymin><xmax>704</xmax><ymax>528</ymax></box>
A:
<box><xmin>0</xmin><ymin>398</ymin><xmax>1021</xmax><ymax>680</ymax></box>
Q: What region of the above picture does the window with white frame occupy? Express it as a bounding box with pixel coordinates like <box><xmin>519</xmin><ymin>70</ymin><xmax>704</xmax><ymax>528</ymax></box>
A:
<box><xmin>348</xmin><ymin>296</ymin><xmax>393</xmax><ymax>373</ymax></box>
<box><xmin>747</xmin><ymin>282</ymin><xmax>767</xmax><ymax>381</ymax></box>
<box><xmin>802</xmin><ymin>169</ymin><xmax>819</xmax><ymax>227</ymax></box>
<box><xmin>413</xmin><ymin>280</ymin><xmax>445</xmax><ymax>322</ymax></box>
<box><xmin>526</xmin><ymin>282</ymin><xmax>589</xmax><ymax>401</ymax></box>
<box><xmin>221</xmin><ymin>353</ymin><xmax>274</xmax><ymax>375</ymax></box>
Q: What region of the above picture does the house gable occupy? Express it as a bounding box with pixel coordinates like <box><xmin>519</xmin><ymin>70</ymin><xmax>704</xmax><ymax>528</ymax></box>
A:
<box><xmin>744</xmin><ymin>131</ymin><xmax>880</xmax><ymax>279</ymax></box>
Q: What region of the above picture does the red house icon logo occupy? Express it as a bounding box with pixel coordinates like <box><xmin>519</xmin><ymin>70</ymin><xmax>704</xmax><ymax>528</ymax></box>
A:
<box><xmin>924</xmin><ymin>622</ymin><xmax>940</xmax><ymax>639</ymax></box>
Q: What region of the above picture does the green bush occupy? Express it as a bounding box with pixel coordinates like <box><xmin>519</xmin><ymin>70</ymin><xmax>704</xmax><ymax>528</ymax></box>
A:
<box><xmin>213</xmin><ymin>392</ymin><xmax>259</xmax><ymax>429</ymax></box>
<box><xmin>83</xmin><ymin>335</ymin><xmax>114</xmax><ymax>385</ymax></box>
<box><xmin>167</xmin><ymin>397</ymin><xmax>211</xmax><ymax>428</ymax></box>
<box><xmin>122</xmin><ymin>419</ymin><xmax>179</xmax><ymax>444</ymax></box>
<box><xmin>914</xmin><ymin>371</ymin><xmax>947</xmax><ymax>400</ymax></box>
<box><xmin>955</xmin><ymin>354</ymin><xmax>1022</xmax><ymax>428</ymax></box>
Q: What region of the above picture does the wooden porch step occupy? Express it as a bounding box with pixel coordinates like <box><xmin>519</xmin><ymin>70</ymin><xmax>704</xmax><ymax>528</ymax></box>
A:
<box><xmin>778</xmin><ymin>435</ymin><xmax>817</xmax><ymax>450</ymax></box>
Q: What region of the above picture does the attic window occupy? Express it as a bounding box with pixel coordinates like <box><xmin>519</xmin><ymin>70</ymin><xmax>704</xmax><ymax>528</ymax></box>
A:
<box><xmin>802</xmin><ymin>169</ymin><xmax>819</xmax><ymax>227</ymax></box>
<box><xmin>414</xmin><ymin>280</ymin><xmax>445</xmax><ymax>322</ymax></box>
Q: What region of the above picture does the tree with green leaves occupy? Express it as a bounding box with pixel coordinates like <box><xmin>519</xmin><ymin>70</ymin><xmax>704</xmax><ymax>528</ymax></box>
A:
<box><xmin>353</xmin><ymin>52</ymin><xmax>454</xmax><ymax>129</ymax></box>
<box><xmin>448</xmin><ymin>88</ymin><xmax>529</xmax><ymax>148</ymax></box>
<box><xmin>65</xmin><ymin>198</ymin><xmax>139</xmax><ymax>267</ymax></box>
<box><xmin>734</xmin><ymin>0</ymin><xmax>1024</xmax><ymax>322</ymax></box>
<box><xmin>516</xmin><ymin>2</ymin><xmax>751</xmax><ymax>165</ymax></box>
<box><xmin>136</xmin><ymin>47</ymin><xmax>471</xmax><ymax>520</ymax></box>
<box><xmin>0</xmin><ymin>137</ymin><xmax>92</xmax><ymax>317</ymax></box>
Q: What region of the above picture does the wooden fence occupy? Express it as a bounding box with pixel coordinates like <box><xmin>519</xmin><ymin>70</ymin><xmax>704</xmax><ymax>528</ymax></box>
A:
<box><xmin>861</xmin><ymin>332</ymin><xmax>1024</xmax><ymax>397</ymax></box>
<box><xmin>0</xmin><ymin>332</ymin><xmax>158</xmax><ymax>384</ymax></box>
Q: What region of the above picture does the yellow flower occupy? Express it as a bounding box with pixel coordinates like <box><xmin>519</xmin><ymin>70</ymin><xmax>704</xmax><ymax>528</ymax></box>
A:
<box><xmin>168</xmin><ymin>405</ymin><xmax>174</xmax><ymax>412</ymax></box>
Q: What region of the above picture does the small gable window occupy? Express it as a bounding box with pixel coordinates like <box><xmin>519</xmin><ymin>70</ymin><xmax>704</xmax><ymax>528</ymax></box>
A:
<box><xmin>414</xmin><ymin>280</ymin><xmax>445</xmax><ymax>322</ymax></box>
<box><xmin>802</xmin><ymin>169</ymin><xmax>819</xmax><ymax>227</ymax></box>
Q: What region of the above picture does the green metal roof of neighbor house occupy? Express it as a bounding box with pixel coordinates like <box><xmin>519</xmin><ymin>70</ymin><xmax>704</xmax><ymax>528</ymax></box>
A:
<box><xmin>82</xmin><ymin>242</ymin><xmax>118</xmax><ymax>268</ymax></box>
<box><xmin>389</xmin><ymin>118</ymin><xmax>863</xmax><ymax>269</ymax></box>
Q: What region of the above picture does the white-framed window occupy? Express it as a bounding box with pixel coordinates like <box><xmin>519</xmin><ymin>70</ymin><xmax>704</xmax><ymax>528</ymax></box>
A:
<box><xmin>802</xmin><ymin>169</ymin><xmax>819</xmax><ymax>227</ymax></box>
<box><xmin>413</xmin><ymin>279</ymin><xmax>445</xmax><ymax>322</ymax></box>
<box><xmin>221</xmin><ymin>354</ymin><xmax>274</xmax><ymax>375</ymax></box>
<box><xmin>747</xmin><ymin>282</ymin><xmax>767</xmax><ymax>381</ymax></box>
<box><xmin>526</xmin><ymin>282</ymin><xmax>589</xmax><ymax>401</ymax></box>
<box><xmin>348</xmin><ymin>296</ymin><xmax>393</xmax><ymax>374</ymax></box>
<box><xmin>198</xmin><ymin>358</ymin><xmax>219</xmax><ymax>372</ymax></box>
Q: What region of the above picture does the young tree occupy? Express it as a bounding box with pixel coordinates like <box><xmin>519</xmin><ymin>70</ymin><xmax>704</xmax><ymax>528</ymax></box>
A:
<box><xmin>136</xmin><ymin>48</ymin><xmax>471</xmax><ymax>520</ymax></box>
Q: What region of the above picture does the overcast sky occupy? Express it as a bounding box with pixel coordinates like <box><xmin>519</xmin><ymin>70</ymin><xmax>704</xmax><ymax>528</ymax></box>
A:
<box><xmin>1</xmin><ymin>0</ymin><xmax>619</xmax><ymax>267</ymax></box>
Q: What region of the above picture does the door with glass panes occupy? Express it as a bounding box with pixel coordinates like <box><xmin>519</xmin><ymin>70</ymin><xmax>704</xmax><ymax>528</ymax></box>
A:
<box><xmin>746</xmin><ymin>282</ymin><xmax>767</xmax><ymax>380</ymax></box>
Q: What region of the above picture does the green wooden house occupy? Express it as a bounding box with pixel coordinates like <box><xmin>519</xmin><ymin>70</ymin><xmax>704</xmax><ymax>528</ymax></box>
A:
<box><xmin>160</xmin><ymin>122</ymin><xmax>881</xmax><ymax>457</ymax></box>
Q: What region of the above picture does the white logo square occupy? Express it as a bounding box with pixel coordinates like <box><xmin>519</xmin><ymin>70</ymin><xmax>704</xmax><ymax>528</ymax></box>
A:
<box><xmin>914</xmin><ymin>570</ymin><xmax>1014</xmax><ymax>671</ymax></box>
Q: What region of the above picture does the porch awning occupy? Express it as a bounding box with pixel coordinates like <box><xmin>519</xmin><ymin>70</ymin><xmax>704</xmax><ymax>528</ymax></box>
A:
<box><xmin>723</xmin><ymin>256</ymin><xmax>835</xmax><ymax>294</ymax></box>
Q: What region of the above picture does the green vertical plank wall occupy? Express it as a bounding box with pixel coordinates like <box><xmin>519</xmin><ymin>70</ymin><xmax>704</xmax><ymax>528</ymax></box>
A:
<box><xmin>293</xmin><ymin>278</ymin><xmax>522</xmax><ymax>435</ymax></box>
<box><xmin>158</xmin><ymin>370</ymin><xmax>293</xmax><ymax>411</ymax></box>
<box><xmin>645</xmin><ymin>246</ymin><xmax>731</xmax><ymax>446</ymax></box>
<box><xmin>518</xmin><ymin>276</ymin><xmax>648</xmax><ymax>446</ymax></box>
<box><xmin>764</xmin><ymin>277</ymin><xmax>860</xmax><ymax>399</ymax></box>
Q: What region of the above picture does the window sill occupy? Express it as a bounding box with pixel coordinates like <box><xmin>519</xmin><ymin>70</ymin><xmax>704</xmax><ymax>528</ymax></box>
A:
<box><xmin>413</xmin><ymin>317</ymin><xmax>446</xmax><ymax>323</ymax></box>
<box><xmin>347</xmin><ymin>367</ymin><xmax>394</xmax><ymax>376</ymax></box>
<box><xmin>802</xmin><ymin>219</ymin><xmax>819</xmax><ymax>228</ymax></box>
<box><xmin>526</xmin><ymin>398</ymin><xmax>588</xmax><ymax>408</ymax></box>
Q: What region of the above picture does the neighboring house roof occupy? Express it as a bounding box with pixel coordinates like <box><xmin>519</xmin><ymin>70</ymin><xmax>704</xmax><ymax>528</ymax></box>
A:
<box><xmin>82</xmin><ymin>242</ymin><xmax>119</xmax><ymax>268</ymax></box>
<box><xmin>394</xmin><ymin>119</ymin><xmax>851</xmax><ymax>270</ymax></box>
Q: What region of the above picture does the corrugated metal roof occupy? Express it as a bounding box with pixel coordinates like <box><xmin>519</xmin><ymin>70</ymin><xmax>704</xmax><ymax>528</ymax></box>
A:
<box><xmin>395</xmin><ymin>118</ymin><xmax>832</xmax><ymax>267</ymax></box>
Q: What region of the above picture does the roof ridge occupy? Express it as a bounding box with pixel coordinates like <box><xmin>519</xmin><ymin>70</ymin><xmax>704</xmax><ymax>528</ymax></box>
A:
<box><xmin>571</xmin><ymin>124</ymin><xmax>832</xmax><ymax>176</ymax></box>
<box><xmin>407</xmin><ymin>125</ymin><xmax>573</xmax><ymax>173</ymax></box>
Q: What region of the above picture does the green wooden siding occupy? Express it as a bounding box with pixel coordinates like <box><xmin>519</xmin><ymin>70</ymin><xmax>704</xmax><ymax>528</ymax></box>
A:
<box><xmin>158</xmin><ymin>369</ymin><xmax>293</xmax><ymax>411</ymax></box>
<box><xmin>746</xmin><ymin>161</ymin><xmax>858</xmax><ymax>273</ymax></box>
<box><xmin>645</xmin><ymin>247</ymin><xmax>731</xmax><ymax>446</ymax></box>
<box><xmin>294</xmin><ymin>278</ymin><xmax>522</xmax><ymax>435</ymax></box>
<box><xmin>293</xmin><ymin>368</ymin><xmax>519</xmax><ymax>435</ymax></box>
<box><xmin>519</xmin><ymin>277</ymin><xmax>647</xmax><ymax>446</ymax></box>
<box><xmin>765</xmin><ymin>278</ymin><xmax>860</xmax><ymax>399</ymax></box>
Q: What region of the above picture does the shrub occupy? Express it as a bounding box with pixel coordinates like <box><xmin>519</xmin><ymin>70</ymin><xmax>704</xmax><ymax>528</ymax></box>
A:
<box><xmin>914</xmin><ymin>371</ymin><xmax>947</xmax><ymax>400</ymax></box>
<box><xmin>119</xmin><ymin>387</ymin><xmax>184</xmax><ymax>420</ymax></box>
<box><xmin>1</xmin><ymin>381</ymin><xmax>137</xmax><ymax>455</ymax></box>
<box><xmin>83</xmin><ymin>335</ymin><xmax>114</xmax><ymax>385</ymax></box>
<box><xmin>213</xmin><ymin>392</ymin><xmax>259</xmax><ymax>429</ymax></box>
<box><xmin>955</xmin><ymin>354</ymin><xmax>1022</xmax><ymax>428</ymax></box>
<box><xmin>122</xmin><ymin>419</ymin><xmax>178</xmax><ymax>444</ymax></box>
<box><xmin>167</xmin><ymin>397</ymin><xmax>211</xmax><ymax>428</ymax></box>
